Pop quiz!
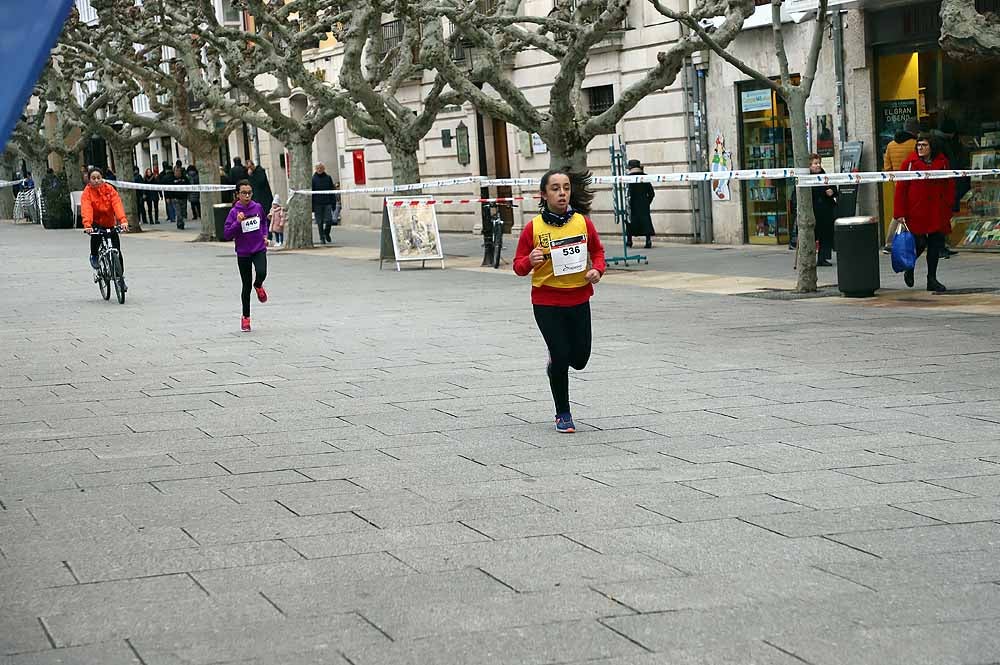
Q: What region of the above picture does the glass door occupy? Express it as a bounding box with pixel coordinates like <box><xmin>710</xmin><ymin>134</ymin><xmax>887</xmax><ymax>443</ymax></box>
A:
<box><xmin>738</xmin><ymin>82</ymin><xmax>794</xmax><ymax>245</ymax></box>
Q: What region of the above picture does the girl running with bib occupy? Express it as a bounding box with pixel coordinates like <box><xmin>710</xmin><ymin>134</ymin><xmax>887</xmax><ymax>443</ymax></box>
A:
<box><xmin>223</xmin><ymin>180</ymin><xmax>269</xmax><ymax>332</ymax></box>
<box><xmin>513</xmin><ymin>169</ymin><xmax>606</xmax><ymax>433</ymax></box>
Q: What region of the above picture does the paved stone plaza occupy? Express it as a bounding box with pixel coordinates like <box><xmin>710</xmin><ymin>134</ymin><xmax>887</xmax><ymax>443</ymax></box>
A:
<box><xmin>2</xmin><ymin>222</ymin><xmax>1000</xmax><ymax>665</ymax></box>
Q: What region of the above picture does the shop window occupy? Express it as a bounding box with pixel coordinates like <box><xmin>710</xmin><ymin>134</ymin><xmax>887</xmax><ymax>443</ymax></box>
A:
<box><xmin>586</xmin><ymin>85</ymin><xmax>615</xmax><ymax>117</ymax></box>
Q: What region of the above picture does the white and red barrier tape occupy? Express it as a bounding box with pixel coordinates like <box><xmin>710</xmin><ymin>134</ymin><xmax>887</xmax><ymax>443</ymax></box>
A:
<box><xmin>387</xmin><ymin>196</ymin><xmax>527</xmax><ymax>207</ymax></box>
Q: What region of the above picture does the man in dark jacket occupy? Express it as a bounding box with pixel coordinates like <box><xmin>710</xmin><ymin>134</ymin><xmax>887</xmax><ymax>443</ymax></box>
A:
<box><xmin>230</xmin><ymin>158</ymin><xmax>247</xmax><ymax>186</ymax></box>
<box><xmin>158</xmin><ymin>161</ymin><xmax>175</xmax><ymax>223</ymax></box>
<box><xmin>168</xmin><ymin>165</ymin><xmax>190</xmax><ymax>229</ymax></box>
<box><xmin>311</xmin><ymin>162</ymin><xmax>337</xmax><ymax>244</ymax></box>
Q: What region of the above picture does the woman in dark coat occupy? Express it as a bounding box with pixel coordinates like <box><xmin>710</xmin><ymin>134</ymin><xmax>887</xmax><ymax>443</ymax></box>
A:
<box><xmin>790</xmin><ymin>154</ymin><xmax>838</xmax><ymax>266</ymax></box>
<box><xmin>246</xmin><ymin>160</ymin><xmax>274</xmax><ymax>214</ymax></box>
<box><xmin>894</xmin><ymin>133</ymin><xmax>954</xmax><ymax>292</ymax></box>
<box><xmin>143</xmin><ymin>168</ymin><xmax>160</xmax><ymax>224</ymax></box>
<box><xmin>625</xmin><ymin>160</ymin><xmax>655</xmax><ymax>248</ymax></box>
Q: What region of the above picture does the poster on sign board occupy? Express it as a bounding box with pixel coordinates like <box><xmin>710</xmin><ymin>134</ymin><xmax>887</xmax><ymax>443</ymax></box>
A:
<box><xmin>381</xmin><ymin>197</ymin><xmax>445</xmax><ymax>271</ymax></box>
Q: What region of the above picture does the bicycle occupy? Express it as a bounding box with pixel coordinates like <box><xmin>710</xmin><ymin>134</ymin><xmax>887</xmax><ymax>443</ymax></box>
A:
<box><xmin>90</xmin><ymin>226</ymin><xmax>127</xmax><ymax>304</ymax></box>
<box><xmin>483</xmin><ymin>202</ymin><xmax>516</xmax><ymax>269</ymax></box>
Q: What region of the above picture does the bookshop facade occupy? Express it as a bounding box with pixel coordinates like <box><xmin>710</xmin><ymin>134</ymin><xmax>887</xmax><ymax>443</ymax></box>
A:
<box><xmin>871</xmin><ymin>1</ymin><xmax>1000</xmax><ymax>251</ymax></box>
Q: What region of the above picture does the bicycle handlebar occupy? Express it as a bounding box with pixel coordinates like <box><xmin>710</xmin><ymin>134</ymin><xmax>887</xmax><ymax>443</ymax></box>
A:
<box><xmin>87</xmin><ymin>225</ymin><xmax>127</xmax><ymax>234</ymax></box>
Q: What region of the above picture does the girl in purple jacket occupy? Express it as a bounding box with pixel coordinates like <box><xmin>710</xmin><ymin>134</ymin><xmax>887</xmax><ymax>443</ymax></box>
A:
<box><xmin>223</xmin><ymin>180</ymin><xmax>269</xmax><ymax>332</ymax></box>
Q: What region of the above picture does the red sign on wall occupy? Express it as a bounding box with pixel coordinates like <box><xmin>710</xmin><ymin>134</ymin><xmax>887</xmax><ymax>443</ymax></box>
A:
<box><xmin>352</xmin><ymin>150</ymin><xmax>366</xmax><ymax>185</ymax></box>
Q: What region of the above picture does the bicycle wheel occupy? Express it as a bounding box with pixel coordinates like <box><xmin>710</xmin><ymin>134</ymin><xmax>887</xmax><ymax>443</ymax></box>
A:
<box><xmin>492</xmin><ymin>219</ymin><xmax>503</xmax><ymax>269</ymax></box>
<box><xmin>98</xmin><ymin>254</ymin><xmax>111</xmax><ymax>300</ymax></box>
<box><xmin>110</xmin><ymin>252</ymin><xmax>125</xmax><ymax>304</ymax></box>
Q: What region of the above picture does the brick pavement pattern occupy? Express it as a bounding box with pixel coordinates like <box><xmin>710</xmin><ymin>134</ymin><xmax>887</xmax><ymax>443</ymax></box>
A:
<box><xmin>1</xmin><ymin>224</ymin><xmax>999</xmax><ymax>665</ymax></box>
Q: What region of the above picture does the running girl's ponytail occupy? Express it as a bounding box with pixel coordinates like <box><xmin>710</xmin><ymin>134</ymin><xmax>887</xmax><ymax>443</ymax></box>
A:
<box><xmin>539</xmin><ymin>168</ymin><xmax>594</xmax><ymax>216</ymax></box>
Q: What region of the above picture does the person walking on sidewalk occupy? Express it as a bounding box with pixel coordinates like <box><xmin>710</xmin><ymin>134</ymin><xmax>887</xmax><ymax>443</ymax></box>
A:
<box><xmin>894</xmin><ymin>133</ymin><xmax>954</xmax><ymax>293</ymax></box>
<box><xmin>158</xmin><ymin>161</ymin><xmax>175</xmax><ymax>223</ymax></box>
<box><xmin>513</xmin><ymin>169</ymin><xmax>606</xmax><ymax>434</ymax></box>
<box><xmin>625</xmin><ymin>159</ymin><xmax>655</xmax><ymax>249</ymax></box>
<box><xmin>224</xmin><ymin>180</ymin><xmax>269</xmax><ymax>332</ymax></box>
<box><xmin>311</xmin><ymin>163</ymin><xmax>336</xmax><ymax>244</ymax></box>
<box><xmin>247</xmin><ymin>160</ymin><xmax>274</xmax><ymax>216</ymax></box>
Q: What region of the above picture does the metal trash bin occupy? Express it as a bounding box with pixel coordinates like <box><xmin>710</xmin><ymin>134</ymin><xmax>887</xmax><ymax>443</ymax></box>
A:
<box><xmin>213</xmin><ymin>203</ymin><xmax>231</xmax><ymax>241</ymax></box>
<box><xmin>835</xmin><ymin>216</ymin><xmax>880</xmax><ymax>298</ymax></box>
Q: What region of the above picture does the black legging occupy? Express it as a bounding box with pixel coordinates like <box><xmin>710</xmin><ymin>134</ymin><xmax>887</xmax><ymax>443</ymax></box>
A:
<box><xmin>237</xmin><ymin>251</ymin><xmax>267</xmax><ymax>317</ymax></box>
<box><xmin>533</xmin><ymin>302</ymin><xmax>592</xmax><ymax>415</ymax></box>
<box><xmin>90</xmin><ymin>230</ymin><xmax>123</xmax><ymax>272</ymax></box>
<box><xmin>914</xmin><ymin>232</ymin><xmax>946</xmax><ymax>282</ymax></box>
<box><xmin>145</xmin><ymin>197</ymin><xmax>158</xmax><ymax>223</ymax></box>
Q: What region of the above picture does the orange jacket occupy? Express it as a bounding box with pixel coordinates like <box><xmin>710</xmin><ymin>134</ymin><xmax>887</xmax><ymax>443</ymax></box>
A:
<box><xmin>883</xmin><ymin>139</ymin><xmax>915</xmax><ymax>172</ymax></box>
<box><xmin>81</xmin><ymin>183</ymin><xmax>127</xmax><ymax>229</ymax></box>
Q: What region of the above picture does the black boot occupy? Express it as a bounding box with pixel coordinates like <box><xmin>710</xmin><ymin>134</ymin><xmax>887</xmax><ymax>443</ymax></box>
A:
<box><xmin>927</xmin><ymin>278</ymin><xmax>947</xmax><ymax>292</ymax></box>
<box><xmin>904</xmin><ymin>269</ymin><xmax>914</xmax><ymax>288</ymax></box>
<box><xmin>644</xmin><ymin>235</ymin><xmax>652</xmax><ymax>249</ymax></box>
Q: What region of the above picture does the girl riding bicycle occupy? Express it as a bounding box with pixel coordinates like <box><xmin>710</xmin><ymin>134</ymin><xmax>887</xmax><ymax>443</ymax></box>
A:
<box><xmin>224</xmin><ymin>180</ymin><xmax>269</xmax><ymax>332</ymax></box>
<box><xmin>82</xmin><ymin>167</ymin><xmax>128</xmax><ymax>287</ymax></box>
<box><xmin>513</xmin><ymin>169</ymin><xmax>606</xmax><ymax>433</ymax></box>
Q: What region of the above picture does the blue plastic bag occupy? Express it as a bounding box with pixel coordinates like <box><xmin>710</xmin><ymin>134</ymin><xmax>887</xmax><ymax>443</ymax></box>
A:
<box><xmin>891</xmin><ymin>223</ymin><xmax>917</xmax><ymax>273</ymax></box>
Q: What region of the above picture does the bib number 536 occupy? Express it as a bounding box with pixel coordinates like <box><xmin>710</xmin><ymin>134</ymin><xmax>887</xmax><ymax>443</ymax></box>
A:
<box><xmin>561</xmin><ymin>246</ymin><xmax>582</xmax><ymax>256</ymax></box>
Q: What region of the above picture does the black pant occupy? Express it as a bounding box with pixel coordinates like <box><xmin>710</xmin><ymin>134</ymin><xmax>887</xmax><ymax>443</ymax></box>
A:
<box><xmin>817</xmin><ymin>217</ymin><xmax>834</xmax><ymax>262</ymax></box>
<box><xmin>191</xmin><ymin>199</ymin><xmax>201</xmax><ymax>219</ymax></box>
<box><xmin>237</xmin><ymin>251</ymin><xmax>267</xmax><ymax>317</ymax></box>
<box><xmin>533</xmin><ymin>302</ymin><xmax>592</xmax><ymax>415</ymax></box>
<box><xmin>90</xmin><ymin>230</ymin><xmax>123</xmax><ymax>272</ymax></box>
<box><xmin>136</xmin><ymin>198</ymin><xmax>146</xmax><ymax>225</ymax></box>
<box><xmin>914</xmin><ymin>232</ymin><xmax>946</xmax><ymax>282</ymax></box>
<box><xmin>145</xmin><ymin>198</ymin><xmax>158</xmax><ymax>223</ymax></box>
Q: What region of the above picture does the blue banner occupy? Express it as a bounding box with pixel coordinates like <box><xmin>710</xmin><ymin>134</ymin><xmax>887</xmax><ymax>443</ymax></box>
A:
<box><xmin>0</xmin><ymin>0</ymin><xmax>74</xmax><ymax>152</ymax></box>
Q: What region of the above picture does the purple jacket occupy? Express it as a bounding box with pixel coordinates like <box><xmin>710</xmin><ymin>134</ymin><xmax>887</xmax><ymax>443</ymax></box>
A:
<box><xmin>223</xmin><ymin>200</ymin><xmax>268</xmax><ymax>256</ymax></box>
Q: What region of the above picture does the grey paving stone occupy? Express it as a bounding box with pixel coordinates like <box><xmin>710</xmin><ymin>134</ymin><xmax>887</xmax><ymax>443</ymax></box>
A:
<box><xmin>556</xmin><ymin>641</ymin><xmax>809</xmax><ymax>665</ymax></box>
<box><xmin>191</xmin><ymin>551</ymin><xmax>414</xmax><ymax>595</ymax></box>
<box><xmin>819</xmin><ymin>549</ymin><xmax>1000</xmax><ymax>589</ymax></box>
<box><xmin>354</xmin><ymin>494</ymin><xmax>556</xmax><ymax>529</ymax></box>
<box><xmin>581</xmin><ymin>461</ymin><xmax>752</xmax><ymax>487</ymax></box>
<box><xmin>837</xmin><ymin>459</ymin><xmax>1000</xmax><ymax>483</ymax></box>
<box><xmin>743</xmin><ymin>505</ymin><xmax>942</xmax><ymax>537</ymax></box>
<box><xmin>638</xmin><ymin>493</ymin><xmax>812</xmax><ymax>522</ymax></box>
<box><xmin>362</xmin><ymin>587</ymin><xmax>625</xmax><ymax>640</ymax></box>
<box><xmin>68</xmin><ymin>540</ymin><xmax>303</xmax><ymax>583</ymax></box>
<box><xmin>3</xmin><ymin>642</ymin><xmax>141</xmax><ymax>664</ymax></box>
<box><xmin>222</xmin><ymin>479</ymin><xmax>365</xmax><ymax>504</ymax></box>
<box><xmin>883</xmin><ymin>441</ymin><xmax>1000</xmax><ymax>462</ymax></box>
<box><xmin>898</xmin><ymin>496</ymin><xmax>1000</xmax><ymax>522</ymax></box>
<box><xmin>683</xmin><ymin>469</ymin><xmax>873</xmax><ymax>497</ymax></box>
<box><xmin>925</xmin><ymin>473</ymin><xmax>1000</xmax><ymax>496</ymax></box>
<box><xmin>601</xmin><ymin>597</ymin><xmax>859</xmax><ymax>652</ymax></box>
<box><xmin>180</xmin><ymin>511</ymin><xmax>373</xmax><ymax>546</ymax></box>
<box><xmin>71</xmin><ymin>462</ymin><xmax>229</xmax><ymax>488</ymax></box>
<box><xmin>285</xmin><ymin>522</ymin><xmax>489</xmax><ymax>558</ymax></box>
<box><xmin>568</xmin><ymin>519</ymin><xmax>876</xmax><ymax>574</ymax></box>
<box><xmin>406</xmin><ymin>474</ymin><xmax>606</xmax><ymax>501</ymax></box>
<box><xmin>461</xmin><ymin>505</ymin><xmax>675</xmax><ymax>540</ymax></box>
<box><xmin>131</xmin><ymin>612</ymin><xmax>388</xmax><ymax>665</ymax></box>
<box><xmin>151</xmin><ymin>469</ymin><xmax>310</xmax><ymax>494</ymax></box>
<box><xmin>766</xmin><ymin>618</ymin><xmax>1000</xmax><ymax>665</ymax></box>
<box><xmin>771</xmin><ymin>480</ymin><xmax>970</xmax><ymax>510</ymax></box>
<box><xmin>595</xmin><ymin>566</ymin><xmax>872</xmax><ymax>613</ymax></box>
<box><xmin>0</xmin><ymin>612</ymin><xmax>51</xmax><ymax>656</ymax></box>
<box><xmin>341</xmin><ymin>619</ymin><xmax>647</xmax><ymax>665</ymax></box>
<box><xmin>826</xmin><ymin>522</ymin><xmax>1000</xmax><ymax>557</ymax></box>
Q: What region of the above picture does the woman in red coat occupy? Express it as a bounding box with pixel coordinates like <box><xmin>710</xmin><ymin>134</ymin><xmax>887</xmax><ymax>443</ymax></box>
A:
<box><xmin>893</xmin><ymin>133</ymin><xmax>955</xmax><ymax>292</ymax></box>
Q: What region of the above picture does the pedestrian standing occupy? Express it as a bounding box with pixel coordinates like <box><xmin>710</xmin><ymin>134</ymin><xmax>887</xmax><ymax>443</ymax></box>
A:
<box><xmin>186</xmin><ymin>165</ymin><xmax>201</xmax><ymax>221</ymax></box>
<box><xmin>143</xmin><ymin>168</ymin><xmax>160</xmax><ymax>224</ymax></box>
<box><xmin>883</xmin><ymin>118</ymin><xmax>919</xmax><ymax>253</ymax></box>
<box><xmin>247</xmin><ymin>160</ymin><xmax>274</xmax><ymax>214</ymax></box>
<box><xmin>158</xmin><ymin>161</ymin><xmax>174</xmax><ymax>223</ymax></box>
<box><xmin>223</xmin><ymin>180</ymin><xmax>269</xmax><ymax>332</ymax></box>
<box><xmin>168</xmin><ymin>165</ymin><xmax>190</xmax><ymax>230</ymax></box>
<box><xmin>311</xmin><ymin>163</ymin><xmax>336</xmax><ymax>244</ymax></box>
<box><xmin>229</xmin><ymin>158</ymin><xmax>247</xmax><ymax>188</ymax></box>
<box><xmin>513</xmin><ymin>169</ymin><xmax>606</xmax><ymax>434</ymax></box>
<box><xmin>132</xmin><ymin>166</ymin><xmax>147</xmax><ymax>226</ymax></box>
<box><xmin>625</xmin><ymin>159</ymin><xmax>655</xmax><ymax>249</ymax></box>
<box><xmin>791</xmin><ymin>154</ymin><xmax>838</xmax><ymax>267</ymax></box>
<box><xmin>268</xmin><ymin>195</ymin><xmax>286</xmax><ymax>248</ymax></box>
<box><xmin>894</xmin><ymin>133</ymin><xmax>954</xmax><ymax>292</ymax></box>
